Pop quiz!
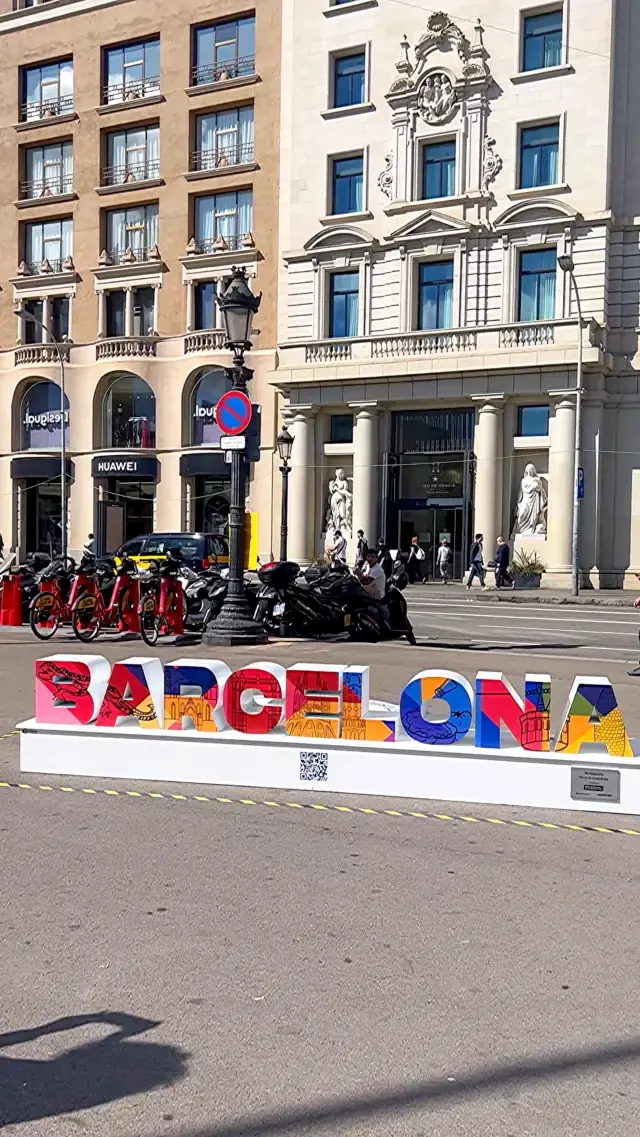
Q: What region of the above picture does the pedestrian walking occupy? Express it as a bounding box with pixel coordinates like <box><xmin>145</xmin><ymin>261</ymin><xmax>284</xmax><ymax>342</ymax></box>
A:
<box><xmin>331</xmin><ymin>528</ymin><xmax>347</xmax><ymax>564</ymax></box>
<box><xmin>467</xmin><ymin>533</ymin><xmax>486</xmax><ymax>590</ymax></box>
<box><xmin>494</xmin><ymin>536</ymin><xmax>513</xmax><ymax>589</ymax></box>
<box><xmin>355</xmin><ymin>529</ymin><xmax>369</xmax><ymax>568</ymax></box>
<box><xmin>436</xmin><ymin>538</ymin><xmax>451</xmax><ymax>583</ymax></box>
<box><xmin>407</xmin><ymin>536</ymin><xmax>426</xmax><ymax>583</ymax></box>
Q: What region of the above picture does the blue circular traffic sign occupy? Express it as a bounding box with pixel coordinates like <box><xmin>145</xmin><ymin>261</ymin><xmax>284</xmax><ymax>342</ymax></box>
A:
<box><xmin>215</xmin><ymin>389</ymin><xmax>253</xmax><ymax>436</ymax></box>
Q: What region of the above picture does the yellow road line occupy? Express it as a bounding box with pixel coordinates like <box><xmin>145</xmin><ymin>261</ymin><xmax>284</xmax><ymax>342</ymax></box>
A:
<box><xmin>0</xmin><ymin>780</ymin><xmax>637</xmax><ymax>836</ymax></box>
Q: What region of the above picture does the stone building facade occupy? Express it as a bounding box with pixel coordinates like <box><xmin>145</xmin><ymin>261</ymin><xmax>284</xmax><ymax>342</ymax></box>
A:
<box><xmin>273</xmin><ymin>0</ymin><xmax>640</xmax><ymax>586</ymax></box>
<box><xmin>0</xmin><ymin>0</ymin><xmax>281</xmax><ymax>561</ymax></box>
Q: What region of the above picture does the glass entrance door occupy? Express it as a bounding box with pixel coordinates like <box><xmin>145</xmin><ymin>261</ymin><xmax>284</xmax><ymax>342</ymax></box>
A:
<box><xmin>398</xmin><ymin>505</ymin><xmax>467</xmax><ymax>580</ymax></box>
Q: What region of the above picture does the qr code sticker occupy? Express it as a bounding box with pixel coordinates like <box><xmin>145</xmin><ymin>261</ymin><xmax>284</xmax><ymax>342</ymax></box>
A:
<box><xmin>299</xmin><ymin>751</ymin><xmax>329</xmax><ymax>782</ymax></box>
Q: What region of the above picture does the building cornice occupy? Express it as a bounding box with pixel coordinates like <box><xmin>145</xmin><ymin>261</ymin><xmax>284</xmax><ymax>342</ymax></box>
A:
<box><xmin>0</xmin><ymin>0</ymin><xmax>133</xmax><ymax>34</ymax></box>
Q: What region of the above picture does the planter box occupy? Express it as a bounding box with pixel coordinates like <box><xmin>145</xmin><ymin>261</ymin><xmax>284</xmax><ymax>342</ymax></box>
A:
<box><xmin>513</xmin><ymin>572</ymin><xmax>541</xmax><ymax>589</ymax></box>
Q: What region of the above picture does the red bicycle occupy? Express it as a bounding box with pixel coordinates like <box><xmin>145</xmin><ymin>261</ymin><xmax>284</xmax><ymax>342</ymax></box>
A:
<box><xmin>71</xmin><ymin>556</ymin><xmax>141</xmax><ymax>642</ymax></box>
<box><xmin>30</xmin><ymin>556</ymin><xmax>98</xmax><ymax>641</ymax></box>
<box><xmin>139</xmin><ymin>552</ymin><xmax>185</xmax><ymax>646</ymax></box>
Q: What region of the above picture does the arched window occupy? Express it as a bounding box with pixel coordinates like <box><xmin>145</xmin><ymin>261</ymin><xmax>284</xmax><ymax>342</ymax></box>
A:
<box><xmin>102</xmin><ymin>372</ymin><xmax>155</xmax><ymax>449</ymax></box>
<box><xmin>20</xmin><ymin>380</ymin><xmax>70</xmax><ymax>450</ymax></box>
<box><xmin>189</xmin><ymin>368</ymin><xmax>231</xmax><ymax>446</ymax></box>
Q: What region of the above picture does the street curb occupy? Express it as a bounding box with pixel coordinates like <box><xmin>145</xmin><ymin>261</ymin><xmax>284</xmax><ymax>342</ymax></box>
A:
<box><xmin>407</xmin><ymin>588</ymin><xmax>640</xmax><ymax>608</ymax></box>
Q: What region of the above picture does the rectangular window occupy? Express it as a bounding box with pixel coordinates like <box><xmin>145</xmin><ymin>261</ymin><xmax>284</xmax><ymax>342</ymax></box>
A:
<box><xmin>517</xmin><ymin>405</ymin><xmax>550</xmax><ymax>436</ymax></box>
<box><xmin>104</xmin><ymin>38</ymin><xmax>160</xmax><ymax>104</ymax></box>
<box><xmin>333</xmin><ymin>52</ymin><xmax>365</xmax><ymax>108</ymax></box>
<box><xmin>133</xmin><ymin>286</ymin><xmax>155</xmax><ymax>336</ymax></box>
<box><xmin>24</xmin><ymin>217</ymin><xmax>72</xmax><ymax>272</ymax></box>
<box><xmin>195</xmin><ymin>281</ymin><xmax>217</xmax><ymax>329</ymax></box>
<box><xmin>330</xmin><ymin>414</ymin><xmax>354</xmax><ymax>443</ymax></box>
<box><xmin>523</xmin><ymin>9</ymin><xmax>562</xmax><ymax>72</ymax></box>
<box><xmin>518</xmin><ymin>249</ymin><xmax>556</xmax><ymax>321</ymax></box>
<box><xmin>23</xmin><ymin>298</ymin><xmax>44</xmax><ymax>344</ymax></box>
<box><xmin>331</xmin><ymin>154</ymin><xmax>363</xmax><ymax>214</ymax></box>
<box><xmin>104</xmin><ymin>125</ymin><xmax>159</xmax><ymax>185</ymax></box>
<box><xmin>23</xmin><ymin>141</ymin><xmax>72</xmax><ymax>198</ymax></box>
<box><xmin>194</xmin><ymin>190</ymin><xmax>253</xmax><ymax>252</ymax></box>
<box><xmin>51</xmin><ymin>296</ymin><xmax>69</xmax><ymax>341</ymax></box>
<box><xmin>329</xmin><ymin>271</ymin><xmax>359</xmax><ymax>338</ymax></box>
<box><xmin>106</xmin><ymin>290</ymin><xmax>126</xmax><ymax>337</ymax></box>
<box><xmin>193</xmin><ymin>17</ymin><xmax>255</xmax><ymax>86</ymax></box>
<box><xmin>22</xmin><ymin>59</ymin><xmax>73</xmax><ymax>121</ymax></box>
<box><xmin>105</xmin><ymin>203</ymin><xmax>158</xmax><ymax>262</ymax></box>
<box><xmin>422</xmin><ymin>140</ymin><xmax>455</xmax><ymax>200</ymax></box>
<box><xmin>418</xmin><ymin>261</ymin><xmax>454</xmax><ymax>330</ymax></box>
<box><xmin>519</xmin><ymin>122</ymin><xmax>559</xmax><ymax>188</ymax></box>
<box><xmin>194</xmin><ymin>106</ymin><xmax>254</xmax><ymax>170</ymax></box>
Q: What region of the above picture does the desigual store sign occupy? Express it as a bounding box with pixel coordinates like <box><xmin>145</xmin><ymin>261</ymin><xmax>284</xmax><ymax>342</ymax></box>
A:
<box><xmin>21</xmin><ymin>382</ymin><xmax>70</xmax><ymax>450</ymax></box>
<box><xmin>18</xmin><ymin>656</ymin><xmax>640</xmax><ymax>816</ymax></box>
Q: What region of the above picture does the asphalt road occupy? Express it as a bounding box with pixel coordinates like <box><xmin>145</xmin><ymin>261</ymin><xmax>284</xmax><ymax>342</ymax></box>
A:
<box><xmin>1</xmin><ymin>629</ymin><xmax>640</xmax><ymax>1135</ymax></box>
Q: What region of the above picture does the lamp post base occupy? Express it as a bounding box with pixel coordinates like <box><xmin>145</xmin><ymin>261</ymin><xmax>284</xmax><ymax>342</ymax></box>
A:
<box><xmin>202</xmin><ymin>592</ymin><xmax>268</xmax><ymax>647</ymax></box>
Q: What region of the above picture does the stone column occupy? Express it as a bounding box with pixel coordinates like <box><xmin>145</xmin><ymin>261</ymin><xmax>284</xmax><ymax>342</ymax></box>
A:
<box><xmin>125</xmin><ymin>287</ymin><xmax>134</xmax><ymax>337</ymax></box>
<box><xmin>352</xmin><ymin>404</ymin><xmax>379</xmax><ymax>549</ymax></box>
<box><xmin>547</xmin><ymin>393</ymin><xmax>576</xmax><ymax>578</ymax></box>
<box><xmin>42</xmin><ymin>296</ymin><xmax>52</xmax><ymax>342</ymax></box>
<box><xmin>473</xmin><ymin>397</ymin><xmax>503</xmax><ymax>555</ymax></box>
<box><xmin>287</xmin><ymin>408</ymin><xmax>315</xmax><ymax>564</ymax></box>
<box><xmin>97</xmin><ymin>291</ymin><xmax>106</xmax><ymax>339</ymax></box>
<box><xmin>185</xmin><ymin>281</ymin><xmax>194</xmax><ymax>332</ymax></box>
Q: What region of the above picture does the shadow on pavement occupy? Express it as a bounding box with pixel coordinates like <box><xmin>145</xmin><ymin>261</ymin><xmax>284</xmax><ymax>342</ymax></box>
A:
<box><xmin>417</xmin><ymin>640</ymin><xmax>585</xmax><ymax>652</ymax></box>
<box><xmin>0</xmin><ymin>1010</ymin><xmax>187</xmax><ymax>1128</ymax></box>
<box><xmin>165</xmin><ymin>1036</ymin><xmax>640</xmax><ymax>1137</ymax></box>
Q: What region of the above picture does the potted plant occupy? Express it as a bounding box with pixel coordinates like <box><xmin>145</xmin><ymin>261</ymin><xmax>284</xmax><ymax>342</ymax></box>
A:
<box><xmin>511</xmin><ymin>549</ymin><xmax>546</xmax><ymax>589</ymax></box>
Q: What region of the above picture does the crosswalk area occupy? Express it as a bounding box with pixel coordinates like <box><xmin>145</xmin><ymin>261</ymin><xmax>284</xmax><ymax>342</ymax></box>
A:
<box><xmin>405</xmin><ymin>592</ymin><xmax>640</xmax><ymax>665</ymax></box>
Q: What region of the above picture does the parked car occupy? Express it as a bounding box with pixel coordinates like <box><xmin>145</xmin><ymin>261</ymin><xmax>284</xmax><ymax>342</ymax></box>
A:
<box><xmin>112</xmin><ymin>532</ymin><xmax>229</xmax><ymax>571</ymax></box>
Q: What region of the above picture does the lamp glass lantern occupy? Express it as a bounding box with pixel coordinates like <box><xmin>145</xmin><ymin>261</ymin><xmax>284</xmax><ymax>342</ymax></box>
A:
<box><xmin>277</xmin><ymin>424</ymin><xmax>293</xmax><ymax>465</ymax></box>
<box><xmin>216</xmin><ymin>267</ymin><xmax>261</xmax><ymax>350</ymax></box>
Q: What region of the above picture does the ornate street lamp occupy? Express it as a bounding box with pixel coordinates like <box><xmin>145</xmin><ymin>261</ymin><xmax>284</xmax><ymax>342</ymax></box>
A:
<box><xmin>203</xmin><ymin>267</ymin><xmax>267</xmax><ymax>645</ymax></box>
<box><xmin>277</xmin><ymin>423</ymin><xmax>293</xmax><ymax>562</ymax></box>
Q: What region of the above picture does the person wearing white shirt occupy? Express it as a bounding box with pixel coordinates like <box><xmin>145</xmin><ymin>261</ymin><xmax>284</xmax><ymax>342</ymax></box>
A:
<box><xmin>331</xmin><ymin>529</ymin><xmax>347</xmax><ymax>563</ymax></box>
<box><xmin>356</xmin><ymin>549</ymin><xmax>387</xmax><ymax>600</ymax></box>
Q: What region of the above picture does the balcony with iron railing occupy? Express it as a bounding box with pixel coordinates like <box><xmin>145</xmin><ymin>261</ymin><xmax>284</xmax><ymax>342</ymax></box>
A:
<box><xmin>20</xmin><ymin>174</ymin><xmax>73</xmax><ymax>200</ymax></box>
<box><xmin>100</xmin><ymin>160</ymin><xmax>160</xmax><ymax>187</ymax></box>
<box><xmin>101</xmin><ymin>78</ymin><xmax>160</xmax><ymax>106</ymax></box>
<box><xmin>277</xmin><ymin>318</ymin><xmax>606</xmax><ymax>377</ymax></box>
<box><xmin>190</xmin><ymin>141</ymin><xmax>254</xmax><ymax>173</ymax></box>
<box><xmin>20</xmin><ymin>94</ymin><xmax>74</xmax><ymax>123</ymax></box>
<box><xmin>104</xmin><ymin>245</ymin><xmax>159</xmax><ymax>266</ymax></box>
<box><xmin>23</xmin><ymin>258</ymin><xmax>66</xmax><ymax>274</ymax></box>
<box><xmin>190</xmin><ymin>55</ymin><xmax>256</xmax><ymax>88</ymax></box>
<box><xmin>190</xmin><ymin>232</ymin><xmax>254</xmax><ymax>256</ymax></box>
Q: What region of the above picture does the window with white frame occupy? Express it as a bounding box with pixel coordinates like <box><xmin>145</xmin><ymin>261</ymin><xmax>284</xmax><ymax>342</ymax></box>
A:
<box><xmin>194</xmin><ymin>281</ymin><xmax>217</xmax><ymax>329</ymax></box>
<box><xmin>194</xmin><ymin>190</ymin><xmax>253</xmax><ymax>252</ymax></box>
<box><xmin>105</xmin><ymin>203</ymin><xmax>158</xmax><ymax>262</ymax></box>
<box><xmin>417</xmin><ymin>261</ymin><xmax>454</xmax><ymax>330</ymax></box>
<box><xmin>104</xmin><ymin>125</ymin><xmax>159</xmax><ymax>186</ymax></box>
<box><xmin>24</xmin><ymin>217</ymin><xmax>72</xmax><ymax>272</ymax></box>
<box><xmin>103</xmin><ymin>39</ymin><xmax>160</xmax><ymax>105</ymax></box>
<box><xmin>22</xmin><ymin>59</ymin><xmax>73</xmax><ymax>121</ymax></box>
<box><xmin>519</xmin><ymin>121</ymin><xmax>559</xmax><ymax>188</ymax></box>
<box><xmin>193</xmin><ymin>107</ymin><xmax>254</xmax><ymax>171</ymax></box>
<box><xmin>518</xmin><ymin>249</ymin><xmax>556</xmax><ymax>320</ymax></box>
<box><xmin>192</xmin><ymin>17</ymin><xmax>255</xmax><ymax>86</ymax></box>
<box><xmin>421</xmin><ymin>140</ymin><xmax>456</xmax><ymax>200</ymax></box>
<box><xmin>521</xmin><ymin>9</ymin><xmax>563</xmax><ymax>72</ymax></box>
<box><xmin>328</xmin><ymin>271</ymin><xmax>359</xmax><ymax>337</ymax></box>
<box><xmin>22</xmin><ymin>141</ymin><xmax>72</xmax><ymax>198</ymax></box>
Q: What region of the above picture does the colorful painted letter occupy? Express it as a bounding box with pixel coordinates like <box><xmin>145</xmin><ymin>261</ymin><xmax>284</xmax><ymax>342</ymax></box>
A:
<box><xmin>475</xmin><ymin>672</ymin><xmax>551</xmax><ymax>751</ymax></box>
<box><xmin>554</xmin><ymin>677</ymin><xmax>633</xmax><ymax>757</ymax></box>
<box><xmin>284</xmin><ymin>666</ymin><xmax>342</xmax><ymax>739</ymax></box>
<box><xmin>35</xmin><ymin>654</ymin><xmax>111</xmax><ymax>725</ymax></box>
<box><xmin>341</xmin><ymin>666</ymin><xmax>396</xmax><ymax>742</ymax></box>
<box><xmin>222</xmin><ymin>663</ymin><xmax>285</xmax><ymax>734</ymax></box>
<box><xmin>164</xmin><ymin>659</ymin><xmax>231</xmax><ymax>732</ymax></box>
<box><xmin>400</xmin><ymin>671</ymin><xmax>473</xmax><ymax>746</ymax></box>
<box><xmin>95</xmin><ymin>657</ymin><xmax>164</xmax><ymax>729</ymax></box>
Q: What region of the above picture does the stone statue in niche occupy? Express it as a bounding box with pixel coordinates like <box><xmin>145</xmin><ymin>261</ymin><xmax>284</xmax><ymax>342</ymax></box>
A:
<box><xmin>514</xmin><ymin>463</ymin><xmax>548</xmax><ymax>536</ymax></box>
<box><xmin>418</xmin><ymin>72</ymin><xmax>457</xmax><ymax>124</ymax></box>
<box><xmin>324</xmin><ymin>469</ymin><xmax>353</xmax><ymax>549</ymax></box>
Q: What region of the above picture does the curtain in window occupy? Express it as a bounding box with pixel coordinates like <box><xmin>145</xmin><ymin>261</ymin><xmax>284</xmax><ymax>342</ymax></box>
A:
<box><xmin>237</xmin><ymin>190</ymin><xmax>252</xmax><ymax>237</ymax></box>
<box><xmin>146</xmin><ymin>126</ymin><xmax>159</xmax><ymax>175</ymax></box>
<box><xmin>62</xmin><ymin>142</ymin><xmax>72</xmax><ymax>190</ymax></box>
<box><xmin>25</xmin><ymin>223</ymin><xmax>43</xmax><ymax>266</ymax></box>
<box><xmin>215</xmin><ymin>108</ymin><xmax>237</xmax><ymax>163</ymax></box>
<box><xmin>107</xmin><ymin>209</ymin><xmax>127</xmax><ymax>253</ymax></box>
<box><xmin>214</xmin><ymin>192</ymin><xmax>236</xmax><ymax>242</ymax></box>
<box><xmin>126</xmin><ymin>128</ymin><xmax>146</xmax><ymax>177</ymax></box>
<box><xmin>195</xmin><ymin>197</ymin><xmax>216</xmax><ymax>244</ymax></box>
<box><xmin>26</xmin><ymin>147</ymin><xmax>44</xmax><ymax>194</ymax></box>
<box><xmin>198</xmin><ymin>115</ymin><xmax>215</xmax><ymax>168</ymax></box>
<box><xmin>439</xmin><ymin>281</ymin><xmax>453</xmax><ymax>328</ymax></box>
<box><xmin>239</xmin><ymin>107</ymin><xmax>254</xmax><ymax>160</ymax></box>
<box><xmin>108</xmin><ymin>132</ymin><xmax>127</xmax><ymax>177</ymax></box>
<box><xmin>539</xmin><ymin>270</ymin><xmax>556</xmax><ymax>320</ymax></box>
<box><xmin>59</xmin><ymin>60</ymin><xmax>73</xmax><ymax>105</ymax></box>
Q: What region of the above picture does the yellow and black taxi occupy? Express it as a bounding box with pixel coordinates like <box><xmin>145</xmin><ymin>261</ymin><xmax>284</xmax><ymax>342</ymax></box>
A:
<box><xmin>113</xmin><ymin>532</ymin><xmax>229</xmax><ymax>571</ymax></box>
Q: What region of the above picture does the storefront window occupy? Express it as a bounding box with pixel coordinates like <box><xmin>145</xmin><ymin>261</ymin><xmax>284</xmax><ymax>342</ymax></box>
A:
<box><xmin>189</xmin><ymin>368</ymin><xmax>231</xmax><ymax>446</ymax></box>
<box><xmin>102</xmin><ymin>372</ymin><xmax>155</xmax><ymax>448</ymax></box>
<box><xmin>20</xmin><ymin>380</ymin><xmax>70</xmax><ymax>450</ymax></box>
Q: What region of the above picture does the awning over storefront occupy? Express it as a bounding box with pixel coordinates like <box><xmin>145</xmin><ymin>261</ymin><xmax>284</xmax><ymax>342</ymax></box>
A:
<box><xmin>179</xmin><ymin>452</ymin><xmax>229</xmax><ymax>478</ymax></box>
<box><xmin>11</xmin><ymin>456</ymin><xmax>75</xmax><ymax>481</ymax></box>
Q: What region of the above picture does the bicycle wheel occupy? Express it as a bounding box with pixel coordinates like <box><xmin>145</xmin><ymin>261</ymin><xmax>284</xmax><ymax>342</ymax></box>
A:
<box><xmin>29</xmin><ymin>595</ymin><xmax>60</xmax><ymax>641</ymax></box>
<box><xmin>72</xmin><ymin>594</ymin><xmax>103</xmax><ymax>643</ymax></box>
<box><xmin>139</xmin><ymin>595</ymin><xmax>160</xmax><ymax>646</ymax></box>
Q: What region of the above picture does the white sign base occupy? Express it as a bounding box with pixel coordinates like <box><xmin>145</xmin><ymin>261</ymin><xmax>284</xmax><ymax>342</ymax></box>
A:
<box><xmin>18</xmin><ymin>720</ymin><xmax>640</xmax><ymax>816</ymax></box>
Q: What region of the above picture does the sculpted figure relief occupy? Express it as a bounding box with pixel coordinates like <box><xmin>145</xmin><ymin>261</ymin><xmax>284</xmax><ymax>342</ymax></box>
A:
<box><xmin>418</xmin><ymin>72</ymin><xmax>457</xmax><ymax>123</ymax></box>
<box><xmin>515</xmin><ymin>463</ymin><xmax>547</xmax><ymax>536</ymax></box>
